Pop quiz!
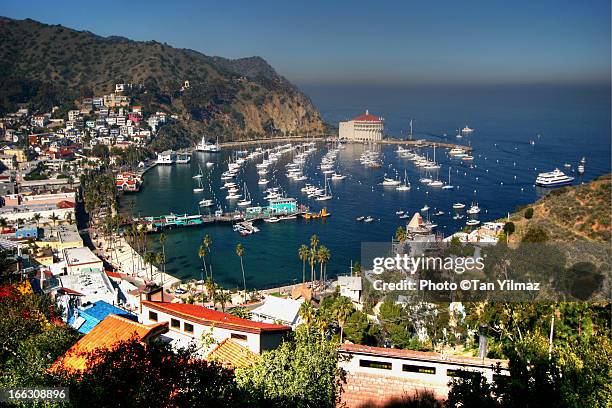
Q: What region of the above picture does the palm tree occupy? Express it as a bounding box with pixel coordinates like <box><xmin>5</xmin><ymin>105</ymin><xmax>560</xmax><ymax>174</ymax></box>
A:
<box><xmin>203</xmin><ymin>234</ymin><xmax>213</xmax><ymax>282</ymax></box>
<box><xmin>205</xmin><ymin>277</ymin><xmax>216</xmax><ymax>303</ymax></box>
<box><xmin>299</xmin><ymin>301</ymin><xmax>315</xmax><ymax>326</ymax></box>
<box><xmin>235</xmin><ymin>243</ymin><xmax>247</xmax><ymax>304</ymax></box>
<box><xmin>334</xmin><ymin>296</ymin><xmax>354</xmax><ymax>343</ymax></box>
<box><xmin>144</xmin><ymin>251</ymin><xmax>156</xmax><ymax>281</ymax></box>
<box><xmin>309</xmin><ymin>235</ymin><xmax>319</xmax><ymax>286</ymax></box>
<box><xmin>49</xmin><ymin>212</ymin><xmax>59</xmax><ymax>231</ymax></box>
<box><xmin>198</xmin><ymin>244</ymin><xmax>207</xmax><ymax>295</ymax></box>
<box><xmin>298</xmin><ymin>244</ymin><xmax>309</xmax><ymax>284</ymax></box>
<box><xmin>395</xmin><ymin>226</ymin><xmax>407</xmax><ymax>243</ymax></box>
<box><xmin>159</xmin><ymin>233</ymin><xmax>167</xmax><ymax>275</ymax></box>
<box><xmin>317</xmin><ymin>245</ymin><xmax>331</xmax><ymax>285</ymax></box>
<box><xmin>32</xmin><ymin>213</ymin><xmax>41</xmax><ymax>229</ymax></box>
<box><xmin>214</xmin><ymin>289</ymin><xmax>231</xmax><ymax>312</ymax></box>
<box><xmin>155</xmin><ymin>251</ymin><xmax>165</xmax><ymax>284</ymax></box>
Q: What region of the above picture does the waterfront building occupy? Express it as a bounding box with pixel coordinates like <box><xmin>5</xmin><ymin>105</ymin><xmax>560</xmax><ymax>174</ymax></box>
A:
<box><xmin>156</xmin><ymin>150</ymin><xmax>176</xmax><ymax>165</ymax></box>
<box><xmin>268</xmin><ymin>197</ymin><xmax>298</xmax><ymax>214</ymax></box>
<box><xmin>338</xmin><ymin>344</ymin><xmax>509</xmax><ymax>406</ymax></box>
<box><xmin>339</xmin><ymin>110</ymin><xmax>384</xmax><ymax>142</ymax></box>
<box><xmin>139</xmin><ymin>287</ymin><xmax>291</xmax><ymax>356</ymax></box>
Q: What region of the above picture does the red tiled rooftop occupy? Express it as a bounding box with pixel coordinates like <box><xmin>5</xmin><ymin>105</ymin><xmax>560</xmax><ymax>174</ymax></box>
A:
<box><xmin>142</xmin><ymin>300</ymin><xmax>291</xmax><ymax>334</ymax></box>
<box><xmin>353</xmin><ymin>112</ymin><xmax>383</xmax><ymax>122</ymax></box>
<box><xmin>52</xmin><ymin>314</ymin><xmax>168</xmax><ymax>373</ymax></box>
<box><xmin>339</xmin><ymin>344</ymin><xmax>508</xmax><ymax>368</ymax></box>
<box><xmin>207</xmin><ymin>338</ymin><xmax>258</xmax><ymax>369</ymax></box>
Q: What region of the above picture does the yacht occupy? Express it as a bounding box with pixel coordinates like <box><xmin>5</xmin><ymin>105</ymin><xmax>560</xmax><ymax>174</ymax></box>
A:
<box><xmin>196</xmin><ymin>136</ymin><xmax>221</xmax><ymax>152</ymax></box>
<box><xmin>226</xmin><ymin>192</ymin><xmax>241</xmax><ymax>200</ymax></box>
<box><xmin>462</xmin><ymin>125</ymin><xmax>474</xmax><ymax>133</ymax></box>
<box><xmin>193</xmin><ymin>174</ymin><xmax>204</xmax><ymax>193</ymax></box>
<box><xmin>452</xmin><ymin>203</ymin><xmax>466</xmax><ymax>209</ymax></box>
<box><xmin>331</xmin><ymin>173</ymin><xmax>346</xmax><ymax>180</ymax></box>
<box><xmin>428</xmin><ymin>179</ymin><xmax>444</xmax><ymax>187</ymax></box>
<box><xmin>535</xmin><ymin>168</ymin><xmax>574</xmax><ymax>187</ymax></box>
<box><xmin>176</xmin><ymin>153</ymin><xmax>191</xmax><ymax>164</ymax></box>
<box><xmin>466</xmin><ymin>219</ymin><xmax>480</xmax><ymax>226</ymax></box>
<box><xmin>421</xmin><ymin>205</ymin><xmax>430</xmax><ymax>212</ymax></box>
<box><xmin>356</xmin><ymin>216</ymin><xmax>365</xmax><ymax>221</ymax></box>
<box><xmin>395</xmin><ymin>210</ymin><xmax>404</xmax><ymax>215</ymax></box>
<box><xmin>206</xmin><ymin>161</ymin><xmax>214</xmax><ymax>167</ymax></box>
<box><xmin>265</xmin><ymin>216</ymin><xmax>280</xmax><ymax>223</ymax></box>
<box><xmin>364</xmin><ymin>216</ymin><xmax>374</xmax><ymax>223</ymax></box>
<box><xmin>199</xmin><ymin>199</ymin><xmax>214</xmax><ymax>207</ymax></box>
<box><xmin>316</xmin><ymin>177</ymin><xmax>333</xmax><ymax>201</ymax></box>
<box><xmin>449</xmin><ymin>147</ymin><xmax>465</xmax><ymax>156</ymax></box>
<box><xmin>382</xmin><ymin>175</ymin><xmax>401</xmax><ymax>186</ymax></box>
<box><xmin>466</xmin><ymin>204</ymin><xmax>481</xmax><ymax>214</ymax></box>
<box><xmin>258</xmin><ymin>178</ymin><xmax>269</xmax><ymax>185</ymax></box>
<box><xmin>461</xmin><ymin>156</ymin><xmax>474</xmax><ymax>161</ymax></box>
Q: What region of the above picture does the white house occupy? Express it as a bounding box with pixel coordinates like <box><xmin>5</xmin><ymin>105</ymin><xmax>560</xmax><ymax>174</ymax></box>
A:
<box><xmin>139</xmin><ymin>290</ymin><xmax>291</xmax><ymax>356</ymax></box>
<box><xmin>338</xmin><ymin>276</ymin><xmax>362</xmax><ymax>304</ymax></box>
<box><xmin>251</xmin><ymin>296</ymin><xmax>304</xmax><ymax>328</ymax></box>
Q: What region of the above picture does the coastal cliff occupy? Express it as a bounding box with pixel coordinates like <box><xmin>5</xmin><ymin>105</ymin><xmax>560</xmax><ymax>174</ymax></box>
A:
<box><xmin>0</xmin><ymin>17</ymin><xmax>326</xmax><ymax>148</ymax></box>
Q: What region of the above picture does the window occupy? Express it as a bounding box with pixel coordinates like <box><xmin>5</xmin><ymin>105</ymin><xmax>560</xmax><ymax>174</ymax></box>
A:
<box><xmin>171</xmin><ymin>318</ymin><xmax>180</xmax><ymax>329</ymax></box>
<box><xmin>447</xmin><ymin>369</ymin><xmax>481</xmax><ymax>379</ymax></box>
<box><xmin>184</xmin><ymin>322</ymin><xmax>194</xmax><ymax>333</ymax></box>
<box><xmin>359</xmin><ymin>359</ymin><xmax>392</xmax><ymax>370</ymax></box>
<box><xmin>231</xmin><ymin>333</ymin><xmax>248</xmax><ymax>341</ymax></box>
<box><xmin>403</xmin><ymin>364</ymin><xmax>436</xmax><ymax>375</ymax></box>
<box><xmin>148</xmin><ymin>311</ymin><xmax>158</xmax><ymax>322</ymax></box>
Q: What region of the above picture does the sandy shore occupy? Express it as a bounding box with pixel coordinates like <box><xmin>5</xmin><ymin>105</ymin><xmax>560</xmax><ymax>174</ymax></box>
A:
<box><xmin>94</xmin><ymin>233</ymin><xmax>180</xmax><ymax>288</ymax></box>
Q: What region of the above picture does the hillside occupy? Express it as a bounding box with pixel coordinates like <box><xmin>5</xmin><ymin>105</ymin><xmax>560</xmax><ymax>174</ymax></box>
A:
<box><xmin>0</xmin><ymin>17</ymin><xmax>325</xmax><ymax>147</ymax></box>
<box><xmin>506</xmin><ymin>174</ymin><xmax>611</xmax><ymax>243</ymax></box>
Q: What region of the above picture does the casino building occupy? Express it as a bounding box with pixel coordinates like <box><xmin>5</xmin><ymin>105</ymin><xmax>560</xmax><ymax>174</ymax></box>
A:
<box><xmin>339</xmin><ymin>110</ymin><xmax>384</xmax><ymax>142</ymax></box>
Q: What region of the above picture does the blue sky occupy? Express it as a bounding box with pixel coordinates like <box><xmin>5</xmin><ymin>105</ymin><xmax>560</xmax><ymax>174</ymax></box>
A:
<box><xmin>2</xmin><ymin>0</ymin><xmax>610</xmax><ymax>85</ymax></box>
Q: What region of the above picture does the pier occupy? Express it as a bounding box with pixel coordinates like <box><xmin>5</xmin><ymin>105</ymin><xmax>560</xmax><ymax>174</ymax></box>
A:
<box><xmin>132</xmin><ymin>207</ymin><xmax>308</xmax><ymax>233</ymax></box>
<box><xmin>378</xmin><ymin>138</ymin><xmax>473</xmax><ymax>151</ymax></box>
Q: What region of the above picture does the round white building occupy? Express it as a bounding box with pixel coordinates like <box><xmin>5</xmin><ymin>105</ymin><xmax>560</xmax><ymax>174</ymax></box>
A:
<box><xmin>339</xmin><ymin>110</ymin><xmax>384</xmax><ymax>142</ymax></box>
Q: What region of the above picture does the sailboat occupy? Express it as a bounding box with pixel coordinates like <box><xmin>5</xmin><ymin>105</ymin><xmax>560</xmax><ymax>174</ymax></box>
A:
<box><xmin>238</xmin><ymin>183</ymin><xmax>252</xmax><ymax>206</ymax></box>
<box><xmin>193</xmin><ymin>174</ymin><xmax>204</xmax><ymax>193</ymax></box>
<box><xmin>192</xmin><ymin>164</ymin><xmax>203</xmax><ymax>179</ymax></box>
<box><xmin>199</xmin><ymin>199</ymin><xmax>214</xmax><ymax>207</ymax></box>
<box><xmin>396</xmin><ymin>169</ymin><xmax>411</xmax><ymax>191</ymax></box>
<box><xmin>316</xmin><ymin>176</ymin><xmax>333</xmax><ymax>201</ymax></box>
<box><xmin>442</xmin><ymin>168</ymin><xmax>454</xmax><ymax>189</ymax></box>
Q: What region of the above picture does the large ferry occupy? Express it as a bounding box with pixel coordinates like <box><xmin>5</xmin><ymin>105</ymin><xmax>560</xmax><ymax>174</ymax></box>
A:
<box><xmin>535</xmin><ymin>168</ymin><xmax>574</xmax><ymax>187</ymax></box>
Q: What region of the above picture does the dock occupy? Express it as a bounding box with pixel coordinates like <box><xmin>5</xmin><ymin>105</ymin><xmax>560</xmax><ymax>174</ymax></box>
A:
<box><xmin>132</xmin><ymin>207</ymin><xmax>308</xmax><ymax>233</ymax></box>
<box><xmin>378</xmin><ymin>138</ymin><xmax>473</xmax><ymax>151</ymax></box>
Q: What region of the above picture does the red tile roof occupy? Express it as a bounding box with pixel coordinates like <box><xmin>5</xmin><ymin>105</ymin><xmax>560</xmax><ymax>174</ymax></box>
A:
<box><xmin>353</xmin><ymin>112</ymin><xmax>382</xmax><ymax>122</ymax></box>
<box><xmin>339</xmin><ymin>344</ymin><xmax>508</xmax><ymax>368</ymax></box>
<box><xmin>52</xmin><ymin>314</ymin><xmax>168</xmax><ymax>373</ymax></box>
<box><xmin>142</xmin><ymin>300</ymin><xmax>291</xmax><ymax>334</ymax></box>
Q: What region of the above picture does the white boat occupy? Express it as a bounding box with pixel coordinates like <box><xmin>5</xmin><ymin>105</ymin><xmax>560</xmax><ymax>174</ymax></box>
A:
<box><xmin>421</xmin><ymin>205</ymin><xmax>430</xmax><ymax>212</ymax></box>
<box><xmin>193</xmin><ymin>174</ymin><xmax>204</xmax><ymax>193</ymax></box>
<box><xmin>466</xmin><ymin>219</ymin><xmax>480</xmax><ymax>226</ymax></box>
<box><xmin>196</xmin><ymin>136</ymin><xmax>221</xmax><ymax>152</ymax></box>
<box><xmin>226</xmin><ymin>192</ymin><xmax>241</xmax><ymax>200</ymax></box>
<box><xmin>466</xmin><ymin>204</ymin><xmax>481</xmax><ymax>214</ymax></box>
<box><xmin>176</xmin><ymin>154</ymin><xmax>191</xmax><ymax>164</ymax></box>
<box><xmin>199</xmin><ymin>199</ymin><xmax>214</xmax><ymax>207</ymax></box>
<box><xmin>452</xmin><ymin>203</ymin><xmax>466</xmax><ymax>209</ymax></box>
<box><xmin>356</xmin><ymin>216</ymin><xmax>365</xmax><ymax>221</ymax></box>
<box><xmin>396</xmin><ymin>170</ymin><xmax>411</xmax><ymax>191</ymax></box>
<box><xmin>449</xmin><ymin>147</ymin><xmax>465</xmax><ymax>156</ymax></box>
<box><xmin>461</xmin><ymin>156</ymin><xmax>474</xmax><ymax>161</ymax></box>
<box><xmin>206</xmin><ymin>162</ymin><xmax>214</xmax><ymax>167</ymax></box>
<box><xmin>428</xmin><ymin>179</ymin><xmax>444</xmax><ymax>187</ymax></box>
<box><xmin>258</xmin><ymin>178</ymin><xmax>269</xmax><ymax>185</ymax></box>
<box><xmin>395</xmin><ymin>210</ymin><xmax>404</xmax><ymax>215</ymax></box>
<box><xmin>237</xmin><ymin>183</ymin><xmax>252</xmax><ymax>206</ymax></box>
<box><xmin>535</xmin><ymin>168</ymin><xmax>574</xmax><ymax>187</ymax></box>
<box><xmin>382</xmin><ymin>175</ymin><xmax>401</xmax><ymax>186</ymax></box>
<box><xmin>442</xmin><ymin>168</ymin><xmax>454</xmax><ymax>189</ymax></box>
<box><xmin>192</xmin><ymin>164</ymin><xmax>204</xmax><ymax>179</ymax></box>
<box><xmin>364</xmin><ymin>216</ymin><xmax>374</xmax><ymax>223</ymax></box>
<box><xmin>264</xmin><ymin>217</ymin><xmax>280</xmax><ymax>223</ymax></box>
<box><xmin>331</xmin><ymin>173</ymin><xmax>346</xmax><ymax>180</ymax></box>
<box><xmin>433</xmin><ymin>210</ymin><xmax>445</xmax><ymax>216</ymax></box>
<box><xmin>462</xmin><ymin>125</ymin><xmax>474</xmax><ymax>133</ymax></box>
<box><xmin>316</xmin><ymin>177</ymin><xmax>333</xmax><ymax>201</ymax></box>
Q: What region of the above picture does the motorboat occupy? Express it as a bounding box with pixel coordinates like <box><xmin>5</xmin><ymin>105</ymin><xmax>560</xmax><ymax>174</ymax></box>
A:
<box><xmin>395</xmin><ymin>210</ymin><xmax>404</xmax><ymax>215</ymax></box>
<box><xmin>199</xmin><ymin>199</ymin><xmax>214</xmax><ymax>207</ymax></box>
<box><xmin>535</xmin><ymin>168</ymin><xmax>574</xmax><ymax>187</ymax></box>
<box><xmin>364</xmin><ymin>216</ymin><xmax>374</xmax><ymax>223</ymax></box>
<box><xmin>382</xmin><ymin>176</ymin><xmax>401</xmax><ymax>186</ymax></box>
<box><xmin>466</xmin><ymin>204</ymin><xmax>481</xmax><ymax>215</ymax></box>
<box><xmin>258</xmin><ymin>178</ymin><xmax>269</xmax><ymax>185</ymax></box>
<box><xmin>462</xmin><ymin>126</ymin><xmax>474</xmax><ymax>133</ymax></box>
<box><xmin>331</xmin><ymin>173</ymin><xmax>346</xmax><ymax>180</ymax></box>
<box><xmin>428</xmin><ymin>179</ymin><xmax>444</xmax><ymax>187</ymax></box>
<box><xmin>452</xmin><ymin>203</ymin><xmax>466</xmax><ymax>209</ymax></box>
<box><xmin>466</xmin><ymin>219</ymin><xmax>480</xmax><ymax>226</ymax></box>
<box><xmin>421</xmin><ymin>205</ymin><xmax>430</xmax><ymax>212</ymax></box>
<box><xmin>264</xmin><ymin>217</ymin><xmax>280</xmax><ymax>223</ymax></box>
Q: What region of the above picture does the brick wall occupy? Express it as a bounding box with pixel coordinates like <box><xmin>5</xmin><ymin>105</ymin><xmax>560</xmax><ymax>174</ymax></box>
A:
<box><xmin>339</xmin><ymin>371</ymin><xmax>446</xmax><ymax>408</ymax></box>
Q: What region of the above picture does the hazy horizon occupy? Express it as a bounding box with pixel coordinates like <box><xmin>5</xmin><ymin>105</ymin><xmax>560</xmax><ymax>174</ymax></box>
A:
<box><xmin>1</xmin><ymin>0</ymin><xmax>610</xmax><ymax>87</ymax></box>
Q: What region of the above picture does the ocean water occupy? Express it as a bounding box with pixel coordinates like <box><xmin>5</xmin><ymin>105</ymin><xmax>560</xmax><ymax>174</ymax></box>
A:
<box><xmin>123</xmin><ymin>84</ymin><xmax>611</xmax><ymax>290</ymax></box>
